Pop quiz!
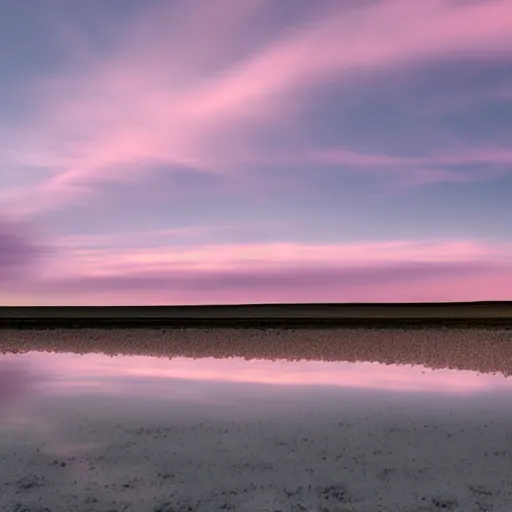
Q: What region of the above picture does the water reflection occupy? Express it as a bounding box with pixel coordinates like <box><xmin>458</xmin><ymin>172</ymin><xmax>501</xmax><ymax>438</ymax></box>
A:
<box><xmin>1</xmin><ymin>329</ymin><xmax>512</xmax><ymax>511</ymax></box>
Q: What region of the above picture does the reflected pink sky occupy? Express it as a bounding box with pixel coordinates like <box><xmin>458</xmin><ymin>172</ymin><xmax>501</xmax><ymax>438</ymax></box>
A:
<box><xmin>1</xmin><ymin>351</ymin><xmax>511</xmax><ymax>411</ymax></box>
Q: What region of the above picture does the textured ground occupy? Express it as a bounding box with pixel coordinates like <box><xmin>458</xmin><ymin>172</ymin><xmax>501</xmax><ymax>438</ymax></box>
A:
<box><xmin>1</xmin><ymin>398</ymin><xmax>512</xmax><ymax>512</ymax></box>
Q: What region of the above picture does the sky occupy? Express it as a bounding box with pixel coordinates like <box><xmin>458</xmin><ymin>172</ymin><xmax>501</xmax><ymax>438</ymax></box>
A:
<box><xmin>1</xmin><ymin>0</ymin><xmax>512</xmax><ymax>305</ymax></box>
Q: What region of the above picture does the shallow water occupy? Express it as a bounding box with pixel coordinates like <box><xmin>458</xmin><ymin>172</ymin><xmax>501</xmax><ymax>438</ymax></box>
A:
<box><xmin>1</xmin><ymin>328</ymin><xmax>512</xmax><ymax>511</ymax></box>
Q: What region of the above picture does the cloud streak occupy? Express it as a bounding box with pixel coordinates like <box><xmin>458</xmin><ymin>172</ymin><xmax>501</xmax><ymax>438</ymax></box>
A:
<box><xmin>307</xmin><ymin>146</ymin><xmax>512</xmax><ymax>189</ymax></box>
<box><xmin>18</xmin><ymin>261</ymin><xmax>512</xmax><ymax>305</ymax></box>
<box><xmin>3</xmin><ymin>0</ymin><xmax>512</xmax><ymax>214</ymax></box>
<box><xmin>6</xmin><ymin>238</ymin><xmax>512</xmax><ymax>304</ymax></box>
<box><xmin>32</xmin><ymin>261</ymin><xmax>501</xmax><ymax>294</ymax></box>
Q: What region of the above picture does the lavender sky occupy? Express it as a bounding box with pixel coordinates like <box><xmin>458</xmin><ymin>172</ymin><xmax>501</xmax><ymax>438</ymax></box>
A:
<box><xmin>2</xmin><ymin>0</ymin><xmax>512</xmax><ymax>305</ymax></box>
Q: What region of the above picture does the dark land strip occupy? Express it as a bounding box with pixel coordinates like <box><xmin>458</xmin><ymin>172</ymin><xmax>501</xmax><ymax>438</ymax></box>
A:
<box><xmin>2</xmin><ymin>302</ymin><xmax>512</xmax><ymax>329</ymax></box>
<box><xmin>2</xmin><ymin>316</ymin><xmax>512</xmax><ymax>329</ymax></box>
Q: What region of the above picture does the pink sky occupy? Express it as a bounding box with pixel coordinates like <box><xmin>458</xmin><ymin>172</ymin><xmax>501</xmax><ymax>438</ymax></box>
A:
<box><xmin>2</xmin><ymin>0</ymin><xmax>512</xmax><ymax>304</ymax></box>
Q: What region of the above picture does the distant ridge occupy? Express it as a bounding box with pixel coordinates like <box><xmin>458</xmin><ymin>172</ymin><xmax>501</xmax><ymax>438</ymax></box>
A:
<box><xmin>1</xmin><ymin>301</ymin><xmax>512</xmax><ymax>329</ymax></box>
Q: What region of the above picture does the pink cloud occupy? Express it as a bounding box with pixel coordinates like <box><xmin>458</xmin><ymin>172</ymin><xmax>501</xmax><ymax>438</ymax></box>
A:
<box><xmin>308</xmin><ymin>146</ymin><xmax>512</xmax><ymax>190</ymax></box>
<box><xmin>34</xmin><ymin>268</ymin><xmax>511</xmax><ymax>305</ymax></box>
<box><xmin>38</xmin><ymin>239</ymin><xmax>511</xmax><ymax>277</ymax></box>
<box><xmin>5</xmin><ymin>238</ymin><xmax>512</xmax><ymax>304</ymax></box>
<box><xmin>311</xmin><ymin>147</ymin><xmax>512</xmax><ymax>169</ymax></box>
<box><xmin>3</xmin><ymin>0</ymin><xmax>512</xmax><ymax>215</ymax></box>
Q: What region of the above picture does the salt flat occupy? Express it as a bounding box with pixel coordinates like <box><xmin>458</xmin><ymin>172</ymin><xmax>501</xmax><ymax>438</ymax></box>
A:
<box><xmin>1</xmin><ymin>328</ymin><xmax>512</xmax><ymax>511</ymax></box>
<box><xmin>2</xmin><ymin>393</ymin><xmax>512</xmax><ymax>512</ymax></box>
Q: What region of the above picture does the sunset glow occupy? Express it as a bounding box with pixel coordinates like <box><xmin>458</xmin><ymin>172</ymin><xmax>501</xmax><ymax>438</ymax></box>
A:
<box><xmin>2</xmin><ymin>0</ymin><xmax>512</xmax><ymax>305</ymax></box>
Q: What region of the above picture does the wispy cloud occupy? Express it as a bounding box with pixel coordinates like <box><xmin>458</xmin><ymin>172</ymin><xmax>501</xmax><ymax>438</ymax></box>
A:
<box><xmin>5</xmin><ymin>238</ymin><xmax>509</xmax><ymax>304</ymax></box>
<box><xmin>18</xmin><ymin>260</ymin><xmax>512</xmax><ymax>305</ymax></box>
<box><xmin>3</xmin><ymin>0</ymin><xmax>512</xmax><ymax>215</ymax></box>
<box><xmin>308</xmin><ymin>146</ymin><xmax>512</xmax><ymax>189</ymax></box>
<box><xmin>311</xmin><ymin>147</ymin><xmax>512</xmax><ymax>169</ymax></box>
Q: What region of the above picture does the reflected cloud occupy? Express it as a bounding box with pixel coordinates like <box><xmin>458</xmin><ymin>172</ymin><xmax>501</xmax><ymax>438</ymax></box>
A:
<box><xmin>2</xmin><ymin>328</ymin><xmax>512</xmax><ymax>391</ymax></box>
<box><xmin>12</xmin><ymin>352</ymin><xmax>512</xmax><ymax>400</ymax></box>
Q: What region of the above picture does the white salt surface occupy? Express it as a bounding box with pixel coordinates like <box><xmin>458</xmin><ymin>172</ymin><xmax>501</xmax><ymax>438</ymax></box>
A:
<box><xmin>2</xmin><ymin>387</ymin><xmax>512</xmax><ymax>512</ymax></box>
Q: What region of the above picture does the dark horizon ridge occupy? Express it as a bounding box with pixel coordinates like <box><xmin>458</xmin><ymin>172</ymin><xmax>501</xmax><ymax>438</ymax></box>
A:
<box><xmin>3</xmin><ymin>301</ymin><xmax>512</xmax><ymax>329</ymax></box>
